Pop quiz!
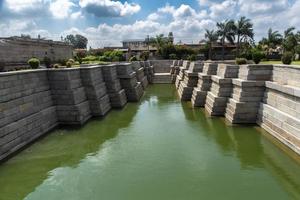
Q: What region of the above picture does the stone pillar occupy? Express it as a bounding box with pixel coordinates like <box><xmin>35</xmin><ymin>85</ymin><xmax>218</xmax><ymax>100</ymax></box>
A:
<box><xmin>80</xmin><ymin>66</ymin><xmax>111</xmax><ymax>117</ymax></box>
<box><xmin>132</xmin><ymin>61</ymin><xmax>149</xmax><ymax>89</ymax></box>
<box><xmin>48</xmin><ymin>69</ymin><xmax>91</xmax><ymax>125</ymax></box>
<box><xmin>175</xmin><ymin>61</ymin><xmax>190</xmax><ymax>89</ymax></box>
<box><xmin>191</xmin><ymin>63</ymin><xmax>218</xmax><ymax>107</ymax></box>
<box><xmin>101</xmin><ymin>64</ymin><xmax>127</xmax><ymax>108</ymax></box>
<box><xmin>117</xmin><ymin>63</ymin><xmax>144</xmax><ymax>102</ymax></box>
<box><xmin>225</xmin><ymin>65</ymin><xmax>273</xmax><ymax>124</ymax></box>
<box><xmin>205</xmin><ymin>64</ymin><xmax>239</xmax><ymax>116</ymax></box>
<box><xmin>178</xmin><ymin>62</ymin><xmax>204</xmax><ymax>101</ymax></box>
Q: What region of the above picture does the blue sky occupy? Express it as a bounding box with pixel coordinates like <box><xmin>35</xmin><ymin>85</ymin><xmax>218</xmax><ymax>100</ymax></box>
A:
<box><xmin>0</xmin><ymin>0</ymin><xmax>299</xmax><ymax>47</ymax></box>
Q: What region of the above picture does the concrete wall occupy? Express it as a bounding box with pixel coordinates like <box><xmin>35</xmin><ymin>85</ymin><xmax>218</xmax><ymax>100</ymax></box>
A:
<box><xmin>0</xmin><ymin>63</ymin><xmax>147</xmax><ymax>161</ymax></box>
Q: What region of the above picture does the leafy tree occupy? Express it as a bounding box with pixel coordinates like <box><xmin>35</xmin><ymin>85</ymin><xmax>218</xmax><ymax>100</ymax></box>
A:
<box><xmin>64</xmin><ymin>34</ymin><xmax>88</xmax><ymax>49</ymax></box>
<box><xmin>216</xmin><ymin>20</ymin><xmax>236</xmax><ymax>60</ymax></box>
<box><xmin>234</xmin><ymin>16</ymin><xmax>254</xmax><ymax>56</ymax></box>
<box><xmin>205</xmin><ymin>29</ymin><xmax>218</xmax><ymax>60</ymax></box>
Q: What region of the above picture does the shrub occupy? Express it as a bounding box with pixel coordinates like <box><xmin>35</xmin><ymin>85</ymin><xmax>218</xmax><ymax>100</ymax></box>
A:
<box><xmin>43</xmin><ymin>56</ymin><xmax>52</xmax><ymax>68</ymax></box>
<box><xmin>68</xmin><ymin>59</ymin><xmax>75</xmax><ymax>64</ymax></box>
<box><xmin>235</xmin><ymin>58</ymin><xmax>247</xmax><ymax>65</ymax></box>
<box><xmin>99</xmin><ymin>55</ymin><xmax>111</xmax><ymax>62</ymax></box>
<box><xmin>57</xmin><ymin>59</ymin><xmax>67</xmax><ymax>66</ymax></box>
<box><xmin>75</xmin><ymin>55</ymin><xmax>83</xmax><ymax>64</ymax></box>
<box><xmin>66</xmin><ymin>61</ymin><xmax>73</xmax><ymax>68</ymax></box>
<box><xmin>129</xmin><ymin>56</ymin><xmax>138</xmax><ymax>62</ymax></box>
<box><xmin>188</xmin><ymin>54</ymin><xmax>196</xmax><ymax>61</ymax></box>
<box><xmin>28</xmin><ymin>58</ymin><xmax>40</xmax><ymax>69</ymax></box>
<box><xmin>53</xmin><ymin>64</ymin><xmax>60</xmax><ymax>68</ymax></box>
<box><xmin>82</xmin><ymin>55</ymin><xmax>98</xmax><ymax>62</ymax></box>
<box><xmin>252</xmin><ymin>50</ymin><xmax>264</xmax><ymax>64</ymax></box>
<box><xmin>281</xmin><ymin>52</ymin><xmax>293</xmax><ymax>65</ymax></box>
<box><xmin>140</xmin><ymin>51</ymin><xmax>149</xmax><ymax>61</ymax></box>
<box><xmin>169</xmin><ymin>54</ymin><xmax>177</xmax><ymax>59</ymax></box>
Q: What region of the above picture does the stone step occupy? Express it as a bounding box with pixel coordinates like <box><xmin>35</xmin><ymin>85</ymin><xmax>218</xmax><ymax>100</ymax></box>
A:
<box><xmin>153</xmin><ymin>73</ymin><xmax>172</xmax><ymax>84</ymax></box>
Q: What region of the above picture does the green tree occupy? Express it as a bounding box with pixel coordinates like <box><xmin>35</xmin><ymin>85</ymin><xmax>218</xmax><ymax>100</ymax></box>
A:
<box><xmin>234</xmin><ymin>16</ymin><xmax>254</xmax><ymax>56</ymax></box>
<box><xmin>205</xmin><ymin>29</ymin><xmax>219</xmax><ymax>60</ymax></box>
<box><xmin>216</xmin><ymin>20</ymin><xmax>236</xmax><ymax>60</ymax></box>
<box><xmin>65</xmin><ymin>34</ymin><xmax>88</xmax><ymax>49</ymax></box>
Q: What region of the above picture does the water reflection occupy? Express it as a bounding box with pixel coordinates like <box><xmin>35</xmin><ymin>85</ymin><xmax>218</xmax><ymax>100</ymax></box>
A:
<box><xmin>0</xmin><ymin>84</ymin><xmax>299</xmax><ymax>200</ymax></box>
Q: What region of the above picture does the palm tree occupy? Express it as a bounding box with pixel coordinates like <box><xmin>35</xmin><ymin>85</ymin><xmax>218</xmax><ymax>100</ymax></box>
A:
<box><xmin>260</xmin><ymin>28</ymin><xmax>283</xmax><ymax>48</ymax></box>
<box><xmin>283</xmin><ymin>27</ymin><xmax>297</xmax><ymax>53</ymax></box>
<box><xmin>216</xmin><ymin>20</ymin><xmax>235</xmax><ymax>60</ymax></box>
<box><xmin>205</xmin><ymin>29</ymin><xmax>219</xmax><ymax>60</ymax></box>
<box><xmin>235</xmin><ymin>16</ymin><xmax>254</xmax><ymax>56</ymax></box>
<box><xmin>284</xmin><ymin>27</ymin><xmax>295</xmax><ymax>39</ymax></box>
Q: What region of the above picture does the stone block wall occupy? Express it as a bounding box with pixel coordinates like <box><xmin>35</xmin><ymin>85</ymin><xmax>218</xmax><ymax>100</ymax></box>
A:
<box><xmin>0</xmin><ymin>70</ymin><xmax>57</xmax><ymax>161</ymax></box>
<box><xmin>225</xmin><ymin>65</ymin><xmax>273</xmax><ymax>123</ymax></box>
<box><xmin>175</xmin><ymin>61</ymin><xmax>190</xmax><ymax>89</ymax></box>
<box><xmin>116</xmin><ymin>63</ymin><xmax>144</xmax><ymax>102</ymax></box>
<box><xmin>101</xmin><ymin>65</ymin><xmax>127</xmax><ymax>108</ymax></box>
<box><xmin>150</xmin><ymin>60</ymin><xmax>173</xmax><ymax>73</ymax></box>
<box><xmin>80</xmin><ymin>66</ymin><xmax>111</xmax><ymax>116</ymax></box>
<box><xmin>205</xmin><ymin>64</ymin><xmax>239</xmax><ymax>116</ymax></box>
<box><xmin>131</xmin><ymin>62</ymin><xmax>148</xmax><ymax>89</ymax></box>
<box><xmin>48</xmin><ymin>69</ymin><xmax>91</xmax><ymax>125</ymax></box>
<box><xmin>191</xmin><ymin>63</ymin><xmax>218</xmax><ymax>107</ymax></box>
<box><xmin>0</xmin><ymin>37</ymin><xmax>73</xmax><ymax>70</ymax></box>
<box><xmin>178</xmin><ymin>62</ymin><xmax>204</xmax><ymax>101</ymax></box>
<box><xmin>257</xmin><ymin>65</ymin><xmax>300</xmax><ymax>155</ymax></box>
<box><xmin>0</xmin><ymin>63</ymin><xmax>148</xmax><ymax>161</ymax></box>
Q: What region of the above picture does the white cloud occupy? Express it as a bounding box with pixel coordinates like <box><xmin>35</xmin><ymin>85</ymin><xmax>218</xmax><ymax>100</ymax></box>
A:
<box><xmin>70</xmin><ymin>11</ymin><xmax>83</xmax><ymax>20</ymax></box>
<box><xmin>209</xmin><ymin>0</ymin><xmax>237</xmax><ymax>19</ymax></box>
<box><xmin>50</xmin><ymin>0</ymin><xmax>75</xmax><ymax>19</ymax></box>
<box><xmin>0</xmin><ymin>20</ymin><xmax>51</xmax><ymax>38</ymax></box>
<box><xmin>5</xmin><ymin>0</ymin><xmax>45</xmax><ymax>12</ymax></box>
<box><xmin>79</xmin><ymin>0</ymin><xmax>141</xmax><ymax>17</ymax></box>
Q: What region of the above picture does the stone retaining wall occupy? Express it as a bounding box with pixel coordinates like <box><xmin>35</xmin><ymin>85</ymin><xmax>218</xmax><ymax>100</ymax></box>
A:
<box><xmin>173</xmin><ymin>61</ymin><xmax>300</xmax><ymax>155</ymax></box>
<box><xmin>0</xmin><ymin>63</ymin><xmax>149</xmax><ymax>161</ymax></box>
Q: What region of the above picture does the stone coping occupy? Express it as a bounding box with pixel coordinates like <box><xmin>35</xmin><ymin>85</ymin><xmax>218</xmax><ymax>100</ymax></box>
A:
<box><xmin>240</xmin><ymin>64</ymin><xmax>273</xmax><ymax>69</ymax></box>
<box><xmin>232</xmin><ymin>79</ymin><xmax>265</xmax><ymax>87</ymax></box>
<box><xmin>273</xmin><ymin>64</ymin><xmax>300</xmax><ymax>70</ymax></box>
<box><xmin>211</xmin><ymin>75</ymin><xmax>232</xmax><ymax>84</ymax></box>
<box><xmin>266</xmin><ymin>81</ymin><xmax>300</xmax><ymax>98</ymax></box>
<box><xmin>0</xmin><ymin>64</ymin><xmax>118</xmax><ymax>77</ymax></box>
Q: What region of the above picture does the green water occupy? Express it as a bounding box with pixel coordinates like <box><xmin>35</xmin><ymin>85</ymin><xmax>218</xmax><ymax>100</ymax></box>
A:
<box><xmin>1</xmin><ymin>85</ymin><xmax>300</xmax><ymax>200</ymax></box>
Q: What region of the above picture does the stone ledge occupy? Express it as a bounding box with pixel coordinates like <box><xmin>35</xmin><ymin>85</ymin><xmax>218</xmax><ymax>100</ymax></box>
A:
<box><xmin>232</xmin><ymin>79</ymin><xmax>265</xmax><ymax>87</ymax></box>
<box><xmin>266</xmin><ymin>81</ymin><xmax>300</xmax><ymax>98</ymax></box>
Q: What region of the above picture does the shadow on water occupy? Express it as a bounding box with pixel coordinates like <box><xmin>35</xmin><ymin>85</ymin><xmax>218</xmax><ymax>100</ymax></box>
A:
<box><xmin>178</xmin><ymin>90</ymin><xmax>300</xmax><ymax>199</ymax></box>
<box><xmin>0</xmin><ymin>102</ymin><xmax>141</xmax><ymax>200</ymax></box>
